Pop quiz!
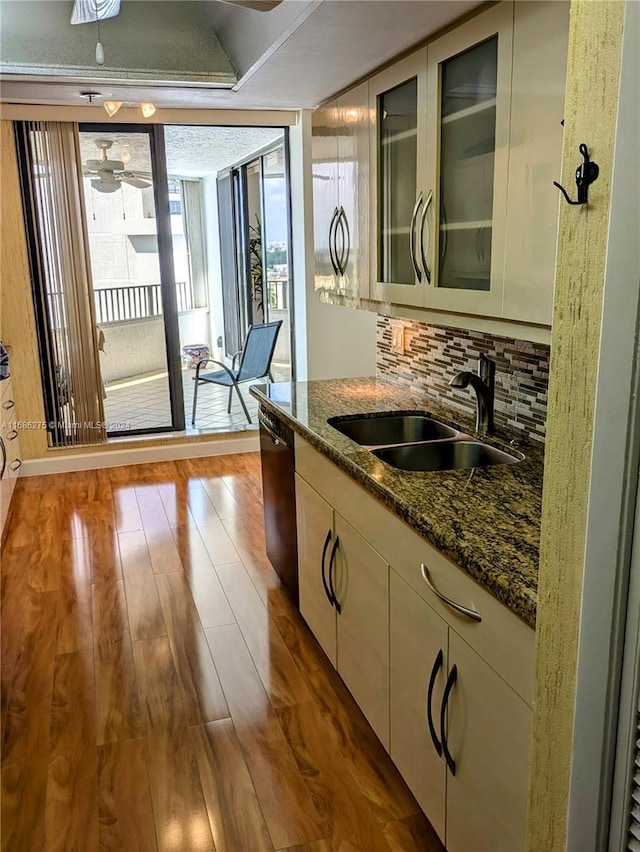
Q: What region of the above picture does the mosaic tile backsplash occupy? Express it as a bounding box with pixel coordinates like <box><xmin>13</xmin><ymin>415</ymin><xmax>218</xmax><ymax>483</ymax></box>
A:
<box><xmin>376</xmin><ymin>316</ymin><xmax>550</xmax><ymax>444</ymax></box>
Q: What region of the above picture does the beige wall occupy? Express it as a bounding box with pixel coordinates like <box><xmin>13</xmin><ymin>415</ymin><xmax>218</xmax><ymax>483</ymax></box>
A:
<box><xmin>0</xmin><ymin>119</ymin><xmax>49</xmax><ymax>460</ymax></box>
<box><xmin>527</xmin><ymin>1</ymin><xmax>626</xmax><ymax>849</ymax></box>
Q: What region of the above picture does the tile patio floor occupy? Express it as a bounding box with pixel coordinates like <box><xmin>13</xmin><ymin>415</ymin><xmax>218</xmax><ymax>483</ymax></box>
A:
<box><xmin>103</xmin><ymin>364</ymin><xmax>289</xmax><ymax>435</ymax></box>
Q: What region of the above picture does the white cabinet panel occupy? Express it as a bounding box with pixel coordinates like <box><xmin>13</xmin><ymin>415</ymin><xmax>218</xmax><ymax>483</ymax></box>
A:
<box><xmin>295</xmin><ymin>473</ymin><xmax>337</xmax><ymax>665</ymax></box>
<box><xmin>446</xmin><ymin>631</ymin><xmax>532</xmax><ymax>852</ymax></box>
<box><xmin>501</xmin><ymin>0</ymin><xmax>569</xmax><ymax>325</ymax></box>
<box><xmin>390</xmin><ymin>570</ymin><xmax>448</xmax><ymax>842</ymax></box>
<box><xmin>334</xmin><ymin>513</ymin><xmax>389</xmax><ymax>748</ymax></box>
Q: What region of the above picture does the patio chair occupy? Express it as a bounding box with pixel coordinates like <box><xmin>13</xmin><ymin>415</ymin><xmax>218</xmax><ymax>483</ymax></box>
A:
<box><xmin>191</xmin><ymin>320</ymin><xmax>282</xmax><ymax>426</ymax></box>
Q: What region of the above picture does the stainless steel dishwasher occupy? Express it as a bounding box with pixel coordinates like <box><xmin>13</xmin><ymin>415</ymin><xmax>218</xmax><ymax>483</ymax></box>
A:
<box><xmin>258</xmin><ymin>404</ymin><xmax>299</xmax><ymax>607</ymax></box>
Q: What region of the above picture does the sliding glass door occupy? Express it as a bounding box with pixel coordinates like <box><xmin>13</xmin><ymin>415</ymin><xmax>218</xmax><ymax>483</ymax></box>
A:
<box><xmin>78</xmin><ymin>124</ymin><xmax>184</xmax><ymax>435</ymax></box>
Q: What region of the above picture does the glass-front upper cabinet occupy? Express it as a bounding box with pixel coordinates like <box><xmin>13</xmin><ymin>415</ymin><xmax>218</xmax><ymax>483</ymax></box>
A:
<box><xmin>426</xmin><ymin>1</ymin><xmax>513</xmax><ymax>317</ymax></box>
<box><xmin>369</xmin><ymin>49</ymin><xmax>428</xmax><ymax>307</ymax></box>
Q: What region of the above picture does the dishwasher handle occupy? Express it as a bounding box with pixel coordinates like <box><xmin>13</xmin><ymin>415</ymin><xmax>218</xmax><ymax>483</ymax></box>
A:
<box><xmin>258</xmin><ymin>411</ymin><xmax>291</xmax><ymax>450</ymax></box>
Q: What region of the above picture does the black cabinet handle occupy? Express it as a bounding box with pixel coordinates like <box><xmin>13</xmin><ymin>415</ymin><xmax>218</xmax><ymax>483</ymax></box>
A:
<box><xmin>0</xmin><ymin>436</ymin><xmax>6</xmax><ymax>480</ymax></box>
<box><xmin>420</xmin><ymin>190</ymin><xmax>433</xmax><ymax>285</ymax></box>
<box><xmin>440</xmin><ymin>664</ymin><xmax>458</xmax><ymax>776</ymax></box>
<box><xmin>321</xmin><ymin>529</ymin><xmax>334</xmax><ymax>606</ymax></box>
<box><xmin>337</xmin><ymin>206</ymin><xmax>350</xmax><ymax>276</ymax></box>
<box><xmin>427</xmin><ymin>648</ymin><xmax>443</xmax><ymax>756</ymax></box>
<box><xmin>328</xmin><ymin>535</ymin><xmax>341</xmax><ymax>614</ymax></box>
<box><xmin>328</xmin><ymin>207</ymin><xmax>340</xmax><ymax>276</ymax></box>
<box><xmin>410</xmin><ymin>192</ymin><xmax>424</xmax><ymax>283</ymax></box>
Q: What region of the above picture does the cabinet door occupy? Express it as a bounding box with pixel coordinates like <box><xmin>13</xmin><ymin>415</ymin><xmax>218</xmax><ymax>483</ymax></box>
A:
<box><xmin>334</xmin><ymin>513</ymin><xmax>390</xmax><ymax>748</ymax></box>
<box><xmin>369</xmin><ymin>48</ymin><xmax>429</xmax><ymax>306</ymax></box>
<box><xmin>502</xmin><ymin>0</ymin><xmax>569</xmax><ymax>325</ymax></box>
<box><xmin>312</xmin><ymin>100</ymin><xmax>340</xmax><ymax>295</ymax></box>
<box><xmin>295</xmin><ymin>474</ymin><xmax>337</xmax><ymax>665</ymax></box>
<box><xmin>446</xmin><ymin>631</ymin><xmax>532</xmax><ymax>852</ymax></box>
<box><xmin>336</xmin><ymin>82</ymin><xmax>370</xmax><ymax>301</ymax></box>
<box><xmin>425</xmin><ymin>2</ymin><xmax>513</xmax><ymax>318</ymax></box>
<box><xmin>390</xmin><ymin>570</ymin><xmax>447</xmax><ymax>843</ymax></box>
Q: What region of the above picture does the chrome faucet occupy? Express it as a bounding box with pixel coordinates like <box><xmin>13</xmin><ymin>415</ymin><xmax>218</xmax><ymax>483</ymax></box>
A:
<box><xmin>449</xmin><ymin>354</ymin><xmax>496</xmax><ymax>435</ymax></box>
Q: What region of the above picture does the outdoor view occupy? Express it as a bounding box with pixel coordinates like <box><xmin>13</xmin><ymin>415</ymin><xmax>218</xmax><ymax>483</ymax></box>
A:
<box><xmin>78</xmin><ymin>126</ymin><xmax>291</xmax><ymax>436</ymax></box>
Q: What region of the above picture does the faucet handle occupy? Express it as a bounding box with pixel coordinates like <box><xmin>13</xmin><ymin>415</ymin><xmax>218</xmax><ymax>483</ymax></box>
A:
<box><xmin>478</xmin><ymin>354</ymin><xmax>495</xmax><ymax>387</ymax></box>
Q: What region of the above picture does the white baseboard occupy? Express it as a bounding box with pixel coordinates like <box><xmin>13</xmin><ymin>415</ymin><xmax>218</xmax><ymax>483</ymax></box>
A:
<box><xmin>19</xmin><ymin>435</ymin><xmax>261</xmax><ymax>477</ymax></box>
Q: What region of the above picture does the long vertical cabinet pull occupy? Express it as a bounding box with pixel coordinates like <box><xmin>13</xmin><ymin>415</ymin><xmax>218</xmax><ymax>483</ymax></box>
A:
<box><xmin>328</xmin><ymin>207</ymin><xmax>340</xmax><ymax>275</ymax></box>
<box><xmin>321</xmin><ymin>529</ymin><xmax>335</xmax><ymax>607</ymax></box>
<box><xmin>328</xmin><ymin>536</ymin><xmax>341</xmax><ymax>614</ymax></box>
<box><xmin>419</xmin><ymin>190</ymin><xmax>433</xmax><ymax>284</ymax></box>
<box><xmin>409</xmin><ymin>193</ymin><xmax>424</xmax><ymax>282</ymax></box>
<box><xmin>427</xmin><ymin>649</ymin><xmax>444</xmax><ymax>756</ymax></box>
<box><xmin>337</xmin><ymin>207</ymin><xmax>350</xmax><ymax>276</ymax></box>
<box><xmin>440</xmin><ymin>663</ymin><xmax>458</xmax><ymax>775</ymax></box>
<box><xmin>0</xmin><ymin>436</ymin><xmax>6</xmax><ymax>480</ymax></box>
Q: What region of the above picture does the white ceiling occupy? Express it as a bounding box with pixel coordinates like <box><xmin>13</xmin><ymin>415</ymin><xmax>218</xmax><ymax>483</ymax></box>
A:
<box><xmin>79</xmin><ymin>125</ymin><xmax>284</xmax><ymax>178</ymax></box>
<box><xmin>0</xmin><ymin>0</ymin><xmax>483</xmax><ymax>110</ymax></box>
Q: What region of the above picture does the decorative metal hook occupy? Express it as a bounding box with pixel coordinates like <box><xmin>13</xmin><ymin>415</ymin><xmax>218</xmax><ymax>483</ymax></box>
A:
<box><xmin>554</xmin><ymin>143</ymin><xmax>599</xmax><ymax>206</ymax></box>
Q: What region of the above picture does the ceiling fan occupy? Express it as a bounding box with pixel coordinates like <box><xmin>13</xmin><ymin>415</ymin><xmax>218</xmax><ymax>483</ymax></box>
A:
<box><xmin>70</xmin><ymin>0</ymin><xmax>283</xmax><ymax>25</ymax></box>
<box><xmin>83</xmin><ymin>139</ymin><xmax>152</xmax><ymax>194</ymax></box>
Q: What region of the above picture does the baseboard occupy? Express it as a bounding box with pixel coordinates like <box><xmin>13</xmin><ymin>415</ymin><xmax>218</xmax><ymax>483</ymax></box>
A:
<box><xmin>19</xmin><ymin>434</ymin><xmax>261</xmax><ymax>476</ymax></box>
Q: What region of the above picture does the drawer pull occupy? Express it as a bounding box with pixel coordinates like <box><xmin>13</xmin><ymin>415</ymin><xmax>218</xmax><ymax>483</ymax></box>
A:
<box><xmin>6</xmin><ymin>430</ymin><xmax>18</xmax><ymax>441</ymax></box>
<box><xmin>427</xmin><ymin>649</ymin><xmax>443</xmax><ymax>757</ymax></box>
<box><xmin>440</xmin><ymin>664</ymin><xmax>458</xmax><ymax>775</ymax></box>
<box><xmin>9</xmin><ymin>459</ymin><xmax>22</xmax><ymax>472</ymax></box>
<box><xmin>2</xmin><ymin>399</ymin><xmax>15</xmax><ymax>410</ymax></box>
<box><xmin>0</xmin><ymin>436</ymin><xmax>6</xmax><ymax>480</ymax></box>
<box><xmin>420</xmin><ymin>564</ymin><xmax>482</xmax><ymax>622</ymax></box>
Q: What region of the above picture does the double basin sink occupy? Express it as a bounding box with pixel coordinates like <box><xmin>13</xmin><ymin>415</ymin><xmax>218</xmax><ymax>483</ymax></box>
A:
<box><xmin>328</xmin><ymin>412</ymin><xmax>522</xmax><ymax>473</ymax></box>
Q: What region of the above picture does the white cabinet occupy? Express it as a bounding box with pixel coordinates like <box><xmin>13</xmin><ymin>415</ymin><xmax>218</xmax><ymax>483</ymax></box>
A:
<box><xmin>350</xmin><ymin>0</ymin><xmax>568</xmax><ymax>334</ymax></box>
<box><xmin>390</xmin><ymin>570</ymin><xmax>448</xmax><ymax>839</ymax></box>
<box><xmin>501</xmin><ymin>0</ymin><xmax>569</xmax><ymax>325</ymax></box>
<box><xmin>369</xmin><ymin>48</ymin><xmax>428</xmax><ymax>306</ymax></box>
<box><xmin>296</xmin><ymin>474</ymin><xmax>336</xmax><ymax>664</ymax></box>
<box><xmin>424</xmin><ymin>1</ymin><xmax>514</xmax><ymax>319</ymax></box>
<box><xmin>1</xmin><ymin>376</ymin><xmax>22</xmax><ymax>536</ymax></box>
<box><xmin>390</xmin><ymin>570</ymin><xmax>532</xmax><ymax>851</ymax></box>
<box><xmin>312</xmin><ymin>81</ymin><xmax>371</xmax><ymax>301</ymax></box>
<box><xmin>445</xmin><ymin>632</ymin><xmax>532</xmax><ymax>852</ymax></box>
<box><xmin>295</xmin><ymin>471</ymin><xmax>390</xmax><ymax>747</ymax></box>
<box><xmin>295</xmin><ymin>435</ymin><xmax>534</xmax><ymax>849</ymax></box>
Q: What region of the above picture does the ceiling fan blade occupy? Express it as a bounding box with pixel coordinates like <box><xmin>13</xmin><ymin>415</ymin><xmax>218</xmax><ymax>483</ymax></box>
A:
<box><xmin>215</xmin><ymin>0</ymin><xmax>283</xmax><ymax>11</ymax></box>
<box><xmin>120</xmin><ymin>175</ymin><xmax>152</xmax><ymax>189</ymax></box>
<box><xmin>71</xmin><ymin>0</ymin><xmax>121</xmax><ymax>25</ymax></box>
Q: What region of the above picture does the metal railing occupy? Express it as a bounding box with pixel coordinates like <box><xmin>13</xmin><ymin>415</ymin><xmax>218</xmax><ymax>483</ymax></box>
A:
<box><xmin>93</xmin><ymin>281</ymin><xmax>194</xmax><ymax>324</ymax></box>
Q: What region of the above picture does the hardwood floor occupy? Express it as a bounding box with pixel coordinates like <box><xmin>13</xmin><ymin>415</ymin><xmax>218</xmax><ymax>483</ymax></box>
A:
<box><xmin>1</xmin><ymin>453</ymin><xmax>444</xmax><ymax>852</ymax></box>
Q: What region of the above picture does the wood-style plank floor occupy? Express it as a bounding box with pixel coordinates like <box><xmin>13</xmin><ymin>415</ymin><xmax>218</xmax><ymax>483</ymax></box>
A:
<box><xmin>1</xmin><ymin>453</ymin><xmax>444</xmax><ymax>852</ymax></box>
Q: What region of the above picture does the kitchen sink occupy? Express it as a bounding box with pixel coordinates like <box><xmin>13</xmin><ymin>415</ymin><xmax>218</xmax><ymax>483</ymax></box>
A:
<box><xmin>372</xmin><ymin>440</ymin><xmax>522</xmax><ymax>472</ymax></box>
<box><xmin>328</xmin><ymin>413</ymin><xmax>458</xmax><ymax>447</ymax></box>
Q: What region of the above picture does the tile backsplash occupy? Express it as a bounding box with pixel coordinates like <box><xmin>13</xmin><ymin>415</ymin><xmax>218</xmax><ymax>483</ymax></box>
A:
<box><xmin>376</xmin><ymin>316</ymin><xmax>550</xmax><ymax>444</ymax></box>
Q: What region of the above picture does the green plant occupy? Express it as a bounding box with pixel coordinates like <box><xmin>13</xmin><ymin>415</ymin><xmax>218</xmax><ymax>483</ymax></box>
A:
<box><xmin>248</xmin><ymin>214</ymin><xmax>264</xmax><ymax>315</ymax></box>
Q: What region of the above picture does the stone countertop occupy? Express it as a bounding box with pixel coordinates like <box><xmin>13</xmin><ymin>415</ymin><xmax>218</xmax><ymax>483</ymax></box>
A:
<box><xmin>250</xmin><ymin>377</ymin><xmax>543</xmax><ymax>629</ymax></box>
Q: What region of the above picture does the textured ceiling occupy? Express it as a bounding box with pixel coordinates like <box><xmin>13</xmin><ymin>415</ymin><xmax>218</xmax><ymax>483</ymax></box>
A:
<box><xmin>78</xmin><ymin>125</ymin><xmax>284</xmax><ymax>178</ymax></box>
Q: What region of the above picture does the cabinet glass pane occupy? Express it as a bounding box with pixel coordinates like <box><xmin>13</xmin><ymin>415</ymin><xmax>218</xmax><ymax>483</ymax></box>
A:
<box><xmin>438</xmin><ymin>36</ymin><xmax>497</xmax><ymax>292</ymax></box>
<box><xmin>378</xmin><ymin>77</ymin><xmax>417</xmax><ymax>285</ymax></box>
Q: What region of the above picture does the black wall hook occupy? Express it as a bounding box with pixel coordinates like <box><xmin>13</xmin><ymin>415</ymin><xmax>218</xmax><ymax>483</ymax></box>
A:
<box><xmin>554</xmin><ymin>143</ymin><xmax>599</xmax><ymax>206</ymax></box>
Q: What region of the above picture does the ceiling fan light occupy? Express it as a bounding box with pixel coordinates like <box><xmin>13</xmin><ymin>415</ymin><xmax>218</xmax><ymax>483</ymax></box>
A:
<box><xmin>91</xmin><ymin>178</ymin><xmax>121</xmax><ymax>193</ymax></box>
<box><xmin>104</xmin><ymin>100</ymin><xmax>122</xmax><ymax>117</ymax></box>
<box><xmin>141</xmin><ymin>102</ymin><xmax>156</xmax><ymax>118</ymax></box>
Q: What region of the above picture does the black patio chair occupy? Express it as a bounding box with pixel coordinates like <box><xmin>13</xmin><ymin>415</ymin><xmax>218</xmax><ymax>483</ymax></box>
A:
<box><xmin>191</xmin><ymin>320</ymin><xmax>282</xmax><ymax>426</ymax></box>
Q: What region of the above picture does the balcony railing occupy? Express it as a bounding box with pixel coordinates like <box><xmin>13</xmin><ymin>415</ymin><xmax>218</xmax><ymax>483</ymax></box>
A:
<box><xmin>93</xmin><ymin>281</ymin><xmax>195</xmax><ymax>325</ymax></box>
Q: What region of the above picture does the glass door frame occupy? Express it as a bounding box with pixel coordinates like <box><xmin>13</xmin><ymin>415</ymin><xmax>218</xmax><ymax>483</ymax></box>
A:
<box><xmin>227</xmin><ymin>133</ymin><xmax>295</xmax><ymax>379</ymax></box>
<box><xmin>78</xmin><ymin>122</ymin><xmax>185</xmax><ymax>436</ymax></box>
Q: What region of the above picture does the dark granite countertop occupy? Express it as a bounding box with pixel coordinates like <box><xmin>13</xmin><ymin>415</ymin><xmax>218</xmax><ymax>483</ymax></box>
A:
<box><xmin>250</xmin><ymin>377</ymin><xmax>542</xmax><ymax>628</ymax></box>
